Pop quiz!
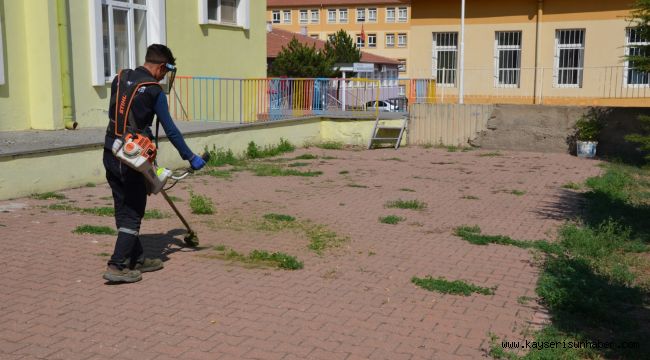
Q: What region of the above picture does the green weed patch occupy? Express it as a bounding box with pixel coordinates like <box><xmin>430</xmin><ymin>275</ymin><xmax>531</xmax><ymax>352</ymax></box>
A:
<box><xmin>385</xmin><ymin>199</ymin><xmax>428</xmax><ymax>210</ymax></box>
<box><xmin>379</xmin><ymin>215</ymin><xmax>405</xmax><ymax>224</ymax></box>
<box><xmin>31</xmin><ymin>192</ymin><xmax>66</xmax><ymax>200</ymax></box>
<box><xmin>189</xmin><ymin>193</ymin><xmax>214</xmax><ymax>215</ymax></box>
<box><xmin>411</xmin><ymin>276</ymin><xmax>495</xmax><ymax>296</ymax></box>
<box><xmin>73</xmin><ymin>225</ymin><xmax>116</xmax><ymax>235</ymax></box>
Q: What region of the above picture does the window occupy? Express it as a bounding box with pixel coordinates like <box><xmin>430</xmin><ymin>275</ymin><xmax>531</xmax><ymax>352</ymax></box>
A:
<box><xmin>398</xmin><ymin>59</ymin><xmax>407</xmax><ymax>72</ymax></box>
<box><xmin>386</xmin><ymin>33</ymin><xmax>395</xmax><ymax>47</ymax></box>
<box><xmin>432</xmin><ymin>32</ymin><xmax>458</xmax><ymax>86</ymax></box>
<box><xmin>386</xmin><ymin>7</ymin><xmax>395</xmax><ymax>22</ymax></box>
<box><xmin>199</xmin><ymin>0</ymin><xmax>250</xmax><ymax>28</ymax></box>
<box><xmin>368</xmin><ymin>8</ymin><xmax>377</xmax><ymax>22</ymax></box>
<box><xmin>398</xmin><ymin>7</ymin><xmax>407</xmax><ymax>22</ymax></box>
<box><xmin>328</xmin><ymin>33</ymin><xmax>336</xmax><ymax>42</ymax></box>
<box><xmin>554</xmin><ymin>29</ymin><xmax>585</xmax><ymax>87</ymax></box>
<box><xmin>357</xmin><ymin>8</ymin><xmax>365</xmax><ymax>22</ymax></box>
<box><xmin>310</xmin><ymin>34</ymin><xmax>319</xmax><ymax>39</ymax></box>
<box><xmin>299</xmin><ymin>10</ymin><xmax>308</xmax><ymax>24</ymax></box>
<box><xmin>90</xmin><ymin>0</ymin><xmax>166</xmax><ymax>85</ymax></box>
<box><xmin>495</xmin><ymin>31</ymin><xmax>522</xmax><ymax>87</ymax></box>
<box><xmin>272</xmin><ymin>10</ymin><xmax>280</xmax><ymax>24</ymax></box>
<box><xmin>625</xmin><ymin>28</ymin><xmax>649</xmax><ymax>86</ymax></box>
<box><xmin>356</xmin><ymin>34</ymin><xmax>365</xmax><ymax>48</ymax></box>
<box><xmin>310</xmin><ymin>9</ymin><xmax>319</xmax><ymax>24</ymax></box>
<box><xmin>339</xmin><ymin>9</ymin><xmax>348</xmax><ymax>23</ymax></box>
<box><xmin>328</xmin><ymin>9</ymin><xmax>336</xmax><ymax>23</ymax></box>
<box><xmin>368</xmin><ymin>34</ymin><xmax>377</xmax><ymax>48</ymax></box>
<box><xmin>283</xmin><ymin>10</ymin><xmax>291</xmax><ymax>24</ymax></box>
<box><xmin>398</xmin><ymin>33</ymin><xmax>407</xmax><ymax>47</ymax></box>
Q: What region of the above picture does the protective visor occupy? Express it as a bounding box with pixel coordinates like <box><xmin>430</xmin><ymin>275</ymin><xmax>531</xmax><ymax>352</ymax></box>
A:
<box><xmin>164</xmin><ymin>63</ymin><xmax>177</xmax><ymax>94</ymax></box>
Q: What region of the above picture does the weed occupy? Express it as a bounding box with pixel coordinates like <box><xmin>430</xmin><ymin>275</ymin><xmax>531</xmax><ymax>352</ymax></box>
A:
<box><xmin>383</xmin><ymin>157</ymin><xmax>404</xmax><ymax>161</ymax></box>
<box><xmin>288</xmin><ymin>162</ymin><xmax>310</xmax><ymax>167</ymax></box>
<box><xmin>453</xmin><ymin>225</ymin><xmax>563</xmax><ymax>255</ymax></box>
<box><xmin>561</xmin><ymin>182</ymin><xmax>582</xmax><ymax>190</ymax></box>
<box><xmin>379</xmin><ymin>215</ymin><xmax>405</xmax><ymax>225</ymax></box>
<box><xmin>478</xmin><ymin>151</ymin><xmax>502</xmax><ymax>157</ymax></box>
<box><xmin>214</xmin><ymin>244</ymin><xmax>226</xmax><ymax>251</ymax></box>
<box><xmin>510</xmin><ymin>189</ymin><xmax>526</xmax><ymax>196</ymax></box>
<box><xmin>321</xmin><ymin>156</ymin><xmax>338</xmax><ymax>160</ymax></box>
<box><xmin>250</xmin><ymin>164</ymin><xmax>322</xmax><ymax>177</ymax></box>
<box><xmin>95</xmin><ymin>252</ymin><xmax>111</xmax><ymax>257</ymax></box>
<box><xmin>339</xmin><ymin>170</ymin><xmax>349</xmax><ymax>174</ymax></box>
<box><xmin>166</xmin><ymin>195</ymin><xmax>183</xmax><ymax>202</ymax></box>
<box><xmin>305</xmin><ymin>224</ymin><xmax>346</xmax><ymax>254</ymax></box>
<box><xmin>411</xmin><ymin>276</ymin><xmax>495</xmax><ymax>296</ymax></box>
<box><xmin>204</xmin><ymin>247</ymin><xmax>303</xmax><ymax>270</ymax></box>
<box><xmin>85</xmin><ymin>182</ymin><xmax>96</xmax><ymax>187</ymax></box>
<box><xmin>385</xmin><ymin>199</ymin><xmax>428</xmax><ymax>210</ymax></box>
<box><xmin>263</xmin><ymin>213</ymin><xmax>296</xmax><ymax>222</ymax></box>
<box><xmin>368</xmin><ymin>251</ymin><xmax>376</xmax><ymax>256</ymax></box>
<box><xmin>206</xmin><ymin>169</ymin><xmax>232</xmax><ymax>179</ymax></box>
<box><xmin>462</xmin><ymin>195</ymin><xmax>480</xmax><ymax>200</ymax></box>
<box><xmin>31</xmin><ymin>192</ymin><xmax>66</xmax><ymax>200</ymax></box>
<box><xmin>517</xmin><ymin>296</ymin><xmax>534</xmax><ymax>305</ymax></box>
<box><xmin>422</xmin><ymin>142</ymin><xmax>434</xmax><ymax>149</ymax></box>
<box><xmin>73</xmin><ymin>225</ymin><xmax>116</xmax><ymax>235</ymax></box>
<box><xmin>206</xmin><ymin>147</ymin><xmax>241</xmax><ymax>167</ymax></box>
<box><xmin>347</xmin><ymin>184</ymin><xmax>368</xmax><ymax>188</ymax></box>
<box><xmin>295</xmin><ymin>153</ymin><xmax>317</xmax><ymax>160</ymax></box>
<box><xmin>316</xmin><ymin>141</ymin><xmax>343</xmax><ymax>150</ymax></box>
<box><xmin>144</xmin><ymin>209</ymin><xmax>167</xmax><ymax>219</ymax></box>
<box><xmin>399</xmin><ymin>188</ymin><xmax>416</xmax><ymax>192</ymax></box>
<box><xmin>246</xmin><ymin>138</ymin><xmax>295</xmax><ymax>159</ymax></box>
<box><xmin>189</xmin><ymin>193</ymin><xmax>214</xmax><ymax>215</ymax></box>
<box><xmin>446</xmin><ymin>145</ymin><xmax>459</xmax><ymax>152</ymax></box>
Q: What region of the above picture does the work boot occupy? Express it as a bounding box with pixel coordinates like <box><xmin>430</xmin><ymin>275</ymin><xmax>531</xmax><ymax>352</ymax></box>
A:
<box><xmin>103</xmin><ymin>265</ymin><xmax>142</xmax><ymax>283</ymax></box>
<box><xmin>132</xmin><ymin>258</ymin><xmax>164</xmax><ymax>273</ymax></box>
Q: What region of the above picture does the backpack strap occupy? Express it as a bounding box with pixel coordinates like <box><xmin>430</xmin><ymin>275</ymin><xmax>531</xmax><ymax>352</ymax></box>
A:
<box><xmin>114</xmin><ymin>69</ymin><xmax>160</xmax><ymax>138</ymax></box>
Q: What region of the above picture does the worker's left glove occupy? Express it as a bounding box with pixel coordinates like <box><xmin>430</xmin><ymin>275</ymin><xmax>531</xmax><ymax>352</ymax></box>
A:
<box><xmin>189</xmin><ymin>154</ymin><xmax>206</xmax><ymax>170</ymax></box>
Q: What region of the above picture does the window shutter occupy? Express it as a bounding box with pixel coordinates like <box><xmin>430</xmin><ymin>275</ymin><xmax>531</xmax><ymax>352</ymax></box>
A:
<box><xmin>198</xmin><ymin>0</ymin><xmax>209</xmax><ymax>24</ymax></box>
<box><xmin>89</xmin><ymin>0</ymin><xmax>105</xmax><ymax>86</ymax></box>
<box><xmin>238</xmin><ymin>0</ymin><xmax>250</xmax><ymax>29</ymax></box>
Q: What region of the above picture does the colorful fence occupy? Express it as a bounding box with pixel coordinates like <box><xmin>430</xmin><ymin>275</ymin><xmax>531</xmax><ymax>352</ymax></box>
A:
<box><xmin>168</xmin><ymin>77</ymin><xmax>440</xmax><ymax>123</ymax></box>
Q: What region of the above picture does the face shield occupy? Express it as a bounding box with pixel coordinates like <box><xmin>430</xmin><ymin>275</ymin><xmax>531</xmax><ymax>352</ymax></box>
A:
<box><xmin>164</xmin><ymin>63</ymin><xmax>177</xmax><ymax>94</ymax></box>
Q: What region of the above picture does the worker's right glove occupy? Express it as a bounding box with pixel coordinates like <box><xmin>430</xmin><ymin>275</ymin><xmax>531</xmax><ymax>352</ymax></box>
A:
<box><xmin>189</xmin><ymin>154</ymin><xmax>207</xmax><ymax>170</ymax></box>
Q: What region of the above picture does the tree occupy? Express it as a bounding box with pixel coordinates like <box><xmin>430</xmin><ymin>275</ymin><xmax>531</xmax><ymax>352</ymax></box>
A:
<box><xmin>269</xmin><ymin>38</ymin><xmax>336</xmax><ymax>78</ymax></box>
<box><xmin>627</xmin><ymin>0</ymin><xmax>650</xmax><ymax>72</ymax></box>
<box><xmin>625</xmin><ymin>0</ymin><xmax>650</xmax><ymax>162</ymax></box>
<box><xmin>323</xmin><ymin>29</ymin><xmax>362</xmax><ymax>65</ymax></box>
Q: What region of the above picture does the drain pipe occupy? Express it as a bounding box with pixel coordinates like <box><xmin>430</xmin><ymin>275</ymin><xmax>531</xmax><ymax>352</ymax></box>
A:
<box><xmin>56</xmin><ymin>0</ymin><xmax>77</xmax><ymax>130</ymax></box>
<box><xmin>533</xmin><ymin>0</ymin><xmax>543</xmax><ymax>105</ymax></box>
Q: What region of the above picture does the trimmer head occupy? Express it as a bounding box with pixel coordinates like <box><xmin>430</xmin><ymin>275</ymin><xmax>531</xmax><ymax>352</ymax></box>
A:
<box><xmin>184</xmin><ymin>231</ymin><xmax>199</xmax><ymax>247</ymax></box>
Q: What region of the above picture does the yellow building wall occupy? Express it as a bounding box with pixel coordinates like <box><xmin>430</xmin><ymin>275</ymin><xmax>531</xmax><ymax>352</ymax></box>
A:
<box><xmin>268</xmin><ymin>4</ymin><xmax>411</xmax><ymax>77</ymax></box>
<box><xmin>0</xmin><ymin>0</ymin><xmax>267</xmax><ymax>131</ymax></box>
<box><xmin>409</xmin><ymin>0</ymin><xmax>636</xmax><ymax>104</ymax></box>
<box><xmin>0</xmin><ymin>1</ymin><xmax>31</xmax><ymax>131</ymax></box>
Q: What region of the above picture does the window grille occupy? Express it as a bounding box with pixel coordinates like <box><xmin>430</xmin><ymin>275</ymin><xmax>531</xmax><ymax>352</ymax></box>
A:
<box><xmin>398</xmin><ymin>33</ymin><xmax>407</xmax><ymax>47</ymax></box>
<box><xmin>368</xmin><ymin>8</ymin><xmax>377</xmax><ymax>22</ymax></box>
<box><xmin>398</xmin><ymin>7</ymin><xmax>407</xmax><ymax>22</ymax></box>
<box><xmin>386</xmin><ymin>33</ymin><xmax>395</xmax><ymax>47</ymax></box>
<box><xmin>625</xmin><ymin>28</ymin><xmax>650</xmax><ymax>86</ymax></box>
<box><xmin>339</xmin><ymin>9</ymin><xmax>348</xmax><ymax>23</ymax></box>
<box><xmin>554</xmin><ymin>29</ymin><xmax>585</xmax><ymax>87</ymax></box>
<box><xmin>368</xmin><ymin>34</ymin><xmax>377</xmax><ymax>48</ymax></box>
<box><xmin>494</xmin><ymin>31</ymin><xmax>521</xmax><ymax>87</ymax></box>
<box><xmin>386</xmin><ymin>8</ymin><xmax>395</xmax><ymax>22</ymax></box>
<box><xmin>328</xmin><ymin>9</ymin><xmax>336</xmax><ymax>23</ymax></box>
<box><xmin>357</xmin><ymin>8</ymin><xmax>365</xmax><ymax>22</ymax></box>
<box><xmin>433</xmin><ymin>32</ymin><xmax>458</xmax><ymax>86</ymax></box>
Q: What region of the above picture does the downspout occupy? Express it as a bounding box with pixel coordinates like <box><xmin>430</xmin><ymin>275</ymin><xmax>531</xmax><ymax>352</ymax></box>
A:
<box><xmin>533</xmin><ymin>0</ymin><xmax>543</xmax><ymax>104</ymax></box>
<box><xmin>56</xmin><ymin>0</ymin><xmax>77</xmax><ymax>130</ymax></box>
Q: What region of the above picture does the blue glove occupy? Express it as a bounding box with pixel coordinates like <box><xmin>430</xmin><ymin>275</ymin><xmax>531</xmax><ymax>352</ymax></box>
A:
<box><xmin>189</xmin><ymin>154</ymin><xmax>206</xmax><ymax>170</ymax></box>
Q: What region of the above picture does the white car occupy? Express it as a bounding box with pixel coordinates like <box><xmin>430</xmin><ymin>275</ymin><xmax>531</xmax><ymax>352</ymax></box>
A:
<box><xmin>365</xmin><ymin>100</ymin><xmax>398</xmax><ymax>112</ymax></box>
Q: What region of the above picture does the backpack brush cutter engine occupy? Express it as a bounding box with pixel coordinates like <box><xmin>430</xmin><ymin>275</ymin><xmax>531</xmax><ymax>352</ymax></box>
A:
<box><xmin>112</xmin><ymin>135</ymin><xmax>210</xmax><ymax>247</ymax></box>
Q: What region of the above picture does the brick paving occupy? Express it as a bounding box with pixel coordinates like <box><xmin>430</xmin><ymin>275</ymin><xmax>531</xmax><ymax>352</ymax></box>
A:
<box><xmin>0</xmin><ymin>147</ymin><xmax>601</xmax><ymax>359</ymax></box>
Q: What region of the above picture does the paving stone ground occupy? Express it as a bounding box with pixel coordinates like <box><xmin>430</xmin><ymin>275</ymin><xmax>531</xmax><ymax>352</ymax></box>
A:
<box><xmin>0</xmin><ymin>147</ymin><xmax>601</xmax><ymax>359</ymax></box>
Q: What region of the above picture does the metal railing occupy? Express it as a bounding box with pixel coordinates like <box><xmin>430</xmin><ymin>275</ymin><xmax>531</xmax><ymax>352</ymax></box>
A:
<box><xmin>169</xmin><ymin>77</ymin><xmax>409</xmax><ymax>123</ymax></box>
<box><xmin>430</xmin><ymin>66</ymin><xmax>650</xmax><ymax>106</ymax></box>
